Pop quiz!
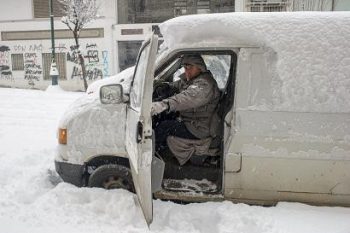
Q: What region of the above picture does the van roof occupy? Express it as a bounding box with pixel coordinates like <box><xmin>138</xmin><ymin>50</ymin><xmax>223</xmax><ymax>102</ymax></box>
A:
<box><xmin>159</xmin><ymin>12</ymin><xmax>350</xmax><ymax>113</ymax></box>
<box><xmin>159</xmin><ymin>12</ymin><xmax>350</xmax><ymax>49</ymax></box>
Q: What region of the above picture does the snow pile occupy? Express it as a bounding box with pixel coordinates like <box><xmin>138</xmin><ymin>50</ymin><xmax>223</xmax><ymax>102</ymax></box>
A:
<box><xmin>45</xmin><ymin>85</ymin><xmax>68</xmax><ymax>93</ymax></box>
<box><xmin>1</xmin><ymin>88</ymin><xmax>350</xmax><ymax>233</ymax></box>
<box><xmin>159</xmin><ymin>12</ymin><xmax>350</xmax><ymax>112</ymax></box>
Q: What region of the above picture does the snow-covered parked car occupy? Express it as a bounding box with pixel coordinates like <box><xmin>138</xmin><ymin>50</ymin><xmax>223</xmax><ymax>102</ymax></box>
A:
<box><xmin>55</xmin><ymin>12</ymin><xmax>350</xmax><ymax>224</ymax></box>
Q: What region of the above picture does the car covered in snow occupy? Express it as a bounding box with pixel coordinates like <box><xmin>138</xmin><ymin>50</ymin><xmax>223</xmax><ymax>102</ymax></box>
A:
<box><xmin>55</xmin><ymin>12</ymin><xmax>350</xmax><ymax>224</ymax></box>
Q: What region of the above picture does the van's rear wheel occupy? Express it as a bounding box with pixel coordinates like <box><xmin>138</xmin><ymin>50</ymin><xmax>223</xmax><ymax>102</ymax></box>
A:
<box><xmin>88</xmin><ymin>164</ymin><xmax>135</xmax><ymax>192</ymax></box>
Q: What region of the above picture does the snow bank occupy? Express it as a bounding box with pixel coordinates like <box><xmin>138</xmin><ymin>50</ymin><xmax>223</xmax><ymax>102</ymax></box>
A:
<box><xmin>159</xmin><ymin>12</ymin><xmax>350</xmax><ymax>112</ymax></box>
<box><xmin>0</xmin><ymin>88</ymin><xmax>350</xmax><ymax>233</ymax></box>
<box><xmin>45</xmin><ymin>85</ymin><xmax>67</xmax><ymax>93</ymax></box>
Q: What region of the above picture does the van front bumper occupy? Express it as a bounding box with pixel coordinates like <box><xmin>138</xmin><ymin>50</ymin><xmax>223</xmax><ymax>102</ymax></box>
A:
<box><xmin>55</xmin><ymin>159</ymin><xmax>86</xmax><ymax>187</ymax></box>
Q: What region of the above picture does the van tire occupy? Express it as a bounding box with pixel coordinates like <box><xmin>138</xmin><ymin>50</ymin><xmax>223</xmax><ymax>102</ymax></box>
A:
<box><xmin>88</xmin><ymin>164</ymin><xmax>135</xmax><ymax>192</ymax></box>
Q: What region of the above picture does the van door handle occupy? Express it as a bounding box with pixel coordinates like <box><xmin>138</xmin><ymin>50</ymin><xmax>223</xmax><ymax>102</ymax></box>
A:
<box><xmin>136</xmin><ymin>121</ymin><xmax>143</xmax><ymax>143</ymax></box>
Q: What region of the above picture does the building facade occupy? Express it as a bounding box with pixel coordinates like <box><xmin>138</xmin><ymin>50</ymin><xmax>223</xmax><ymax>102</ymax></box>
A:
<box><xmin>115</xmin><ymin>0</ymin><xmax>236</xmax><ymax>72</ymax></box>
<box><xmin>0</xmin><ymin>0</ymin><xmax>236</xmax><ymax>91</ymax></box>
<box><xmin>0</xmin><ymin>0</ymin><xmax>119</xmax><ymax>91</ymax></box>
<box><xmin>236</xmin><ymin>0</ymin><xmax>350</xmax><ymax>12</ymax></box>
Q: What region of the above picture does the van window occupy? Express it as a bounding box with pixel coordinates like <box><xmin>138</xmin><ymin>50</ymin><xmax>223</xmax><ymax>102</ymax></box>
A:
<box><xmin>130</xmin><ymin>41</ymin><xmax>151</xmax><ymax>110</ymax></box>
<box><xmin>202</xmin><ymin>54</ymin><xmax>231</xmax><ymax>90</ymax></box>
<box><xmin>235</xmin><ymin>48</ymin><xmax>275</xmax><ymax>110</ymax></box>
<box><xmin>154</xmin><ymin>52</ymin><xmax>233</xmax><ymax>91</ymax></box>
<box><xmin>160</xmin><ymin>54</ymin><xmax>232</xmax><ymax>90</ymax></box>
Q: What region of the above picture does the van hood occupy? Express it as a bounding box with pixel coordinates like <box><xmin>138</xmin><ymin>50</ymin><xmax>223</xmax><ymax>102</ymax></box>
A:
<box><xmin>58</xmin><ymin>67</ymin><xmax>134</xmax><ymax>129</ymax></box>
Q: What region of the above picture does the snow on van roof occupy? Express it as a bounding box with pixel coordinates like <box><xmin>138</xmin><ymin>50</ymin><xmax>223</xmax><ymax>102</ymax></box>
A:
<box><xmin>159</xmin><ymin>12</ymin><xmax>350</xmax><ymax>113</ymax></box>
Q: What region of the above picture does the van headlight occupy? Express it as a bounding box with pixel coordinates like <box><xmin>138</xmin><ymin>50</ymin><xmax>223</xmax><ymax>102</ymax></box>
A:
<box><xmin>58</xmin><ymin>128</ymin><xmax>67</xmax><ymax>145</ymax></box>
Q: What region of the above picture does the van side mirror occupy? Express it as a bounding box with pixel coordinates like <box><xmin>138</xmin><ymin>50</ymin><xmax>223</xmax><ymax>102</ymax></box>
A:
<box><xmin>100</xmin><ymin>84</ymin><xmax>124</xmax><ymax>104</ymax></box>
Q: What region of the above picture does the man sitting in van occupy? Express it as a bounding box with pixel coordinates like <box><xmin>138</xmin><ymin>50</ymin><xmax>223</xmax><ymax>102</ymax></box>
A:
<box><xmin>151</xmin><ymin>54</ymin><xmax>220</xmax><ymax>165</ymax></box>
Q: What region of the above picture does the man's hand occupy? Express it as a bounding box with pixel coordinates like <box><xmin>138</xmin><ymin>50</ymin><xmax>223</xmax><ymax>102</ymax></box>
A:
<box><xmin>151</xmin><ymin>101</ymin><xmax>168</xmax><ymax>116</ymax></box>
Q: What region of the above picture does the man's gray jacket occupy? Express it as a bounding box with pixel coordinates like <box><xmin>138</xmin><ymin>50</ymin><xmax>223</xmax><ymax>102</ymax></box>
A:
<box><xmin>163</xmin><ymin>71</ymin><xmax>220</xmax><ymax>139</ymax></box>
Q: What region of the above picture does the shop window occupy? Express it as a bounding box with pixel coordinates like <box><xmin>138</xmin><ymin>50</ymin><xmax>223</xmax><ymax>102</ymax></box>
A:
<box><xmin>33</xmin><ymin>0</ymin><xmax>65</xmax><ymax>18</ymax></box>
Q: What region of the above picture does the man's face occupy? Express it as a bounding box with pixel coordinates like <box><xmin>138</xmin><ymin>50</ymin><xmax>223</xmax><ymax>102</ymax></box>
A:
<box><xmin>183</xmin><ymin>64</ymin><xmax>202</xmax><ymax>80</ymax></box>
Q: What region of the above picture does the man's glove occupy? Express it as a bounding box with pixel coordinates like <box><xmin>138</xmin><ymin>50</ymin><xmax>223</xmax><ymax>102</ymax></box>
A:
<box><xmin>153</xmin><ymin>79</ymin><xmax>164</xmax><ymax>89</ymax></box>
<box><xmin>151</xmin><ymin>101</ymin><xmax>168</xmax><ymax>116</ymax></box>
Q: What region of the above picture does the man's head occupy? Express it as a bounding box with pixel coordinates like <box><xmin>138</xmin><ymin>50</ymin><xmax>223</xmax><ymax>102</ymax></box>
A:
<box><xmin>181</xmin><ymin>54</ymin><xmax>207</xmax><ymax>80</ymax></box>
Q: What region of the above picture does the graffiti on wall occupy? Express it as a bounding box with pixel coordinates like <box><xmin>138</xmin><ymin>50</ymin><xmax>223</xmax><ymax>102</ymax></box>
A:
<box><xmin>29</xmin><ymin>44</ymin><xmax>42</xmax><ymax>52</ymax></box>
<box><xmin>85</xmin><ymin>43</ymin><xmax>99</xmax><ymax>63</ymax></box>
<box><xmin>87</xmin><ymin>67</ymin><xmax>103</xmax><ymax>80</ymax></box>
<box><xmin>13</xmin><ymin>44</ymin><xmax>43</xmax><ymax>53</ymax></box>
<box><xmin>24</xmin><ymin>53</ymin><xmax>42</xmax><ymax>87</ymax></box>
<box><xmin>67</xmin><ymin>45</ymin><xmax>80</xmax><ymax>64</ymax></box>
<box><xmin>86</xmin><ymin>50</ymin><xmax>99</xmax><ymax>63</ymax></box>
<box><xmin>1</xmin><ymin>41</ymin><xmax>110</xmax><ymax>89</ymax></box>
<box><xmin>102</xmin><ymin>50</ymin><xmax>109</xmax><ymax>76</ymax></box>
<box><xmin>0</xmin><ymin>45</ymin><xmax>13</xmax><ymax>81</ymax></box>
<box><xmin>13</xmin><ymin>45</ymin><xmax>26</xmax><ymax>53</ymax></box>
<box><xmin>71</xmin><ymin>65</ymin><xmax>103</xmax><ymax>80</ymax></box>
<box><xmin>68</xmin><ymin>43</ymin><xmax>106</xmax><ymax>81</ymax></box>
<box><xmin>71</xmin><ymin>66</ymin><xmax>82</xmax><ymax>79</ymax></box>
<box><xmin>57</xmin><ymin>43</ymin><xmax>67</xmax><ymax>53</ymax></box>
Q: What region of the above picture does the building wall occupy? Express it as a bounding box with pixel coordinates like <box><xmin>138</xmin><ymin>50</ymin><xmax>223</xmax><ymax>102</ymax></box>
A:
<box><xmin>1</xmin><ymin>0</ymin><xmax>348</xmax><ymax>91</ymax></box>
<box><xmin>239</xmin><ymin>0</ymin><xmax>350</xmax><ymax>12</ymax></box>
<box><xmin>117</xmin><ymin>0</ymin><xmax>235</xmax><ymax>24</ymax></box>
<box><xmin>114</xmin><ymin>0</ymin><xmax>236</xmax><ymax>74</ymax></box>
<box><xmin>0</xmin><ymin>0</ymin><xmax>32</xmax><ymax>21</ymax></box>
<box><xmin>335</xmin><ymin>0</ymin><xmax>350</xmax><ymax>10</ymax></box>
<box><xmin>113</xmin><ymin>23</ymin><xmax>156</xmax><ymax>72</ymax></box>
<box><xmin>0</xmin><ymin>0</ymin><xmax>117</xmax><ymax>91</ymax></box>
<box><xmin>0</xmin><ymin>0</ymin><xmax>237</xmax><ymax>91</ymax></box>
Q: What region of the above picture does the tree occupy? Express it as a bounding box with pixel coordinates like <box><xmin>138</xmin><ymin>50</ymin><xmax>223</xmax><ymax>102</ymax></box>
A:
<box><xmin>59</xmin><ymin>0</ymin><xmax>99</xmax><ymax>91</ymax></box>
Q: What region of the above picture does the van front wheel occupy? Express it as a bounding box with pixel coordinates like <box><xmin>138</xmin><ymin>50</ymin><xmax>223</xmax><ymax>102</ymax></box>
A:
<box><xmin>88</xmin><ymin>164</ymin><xmax>135</xmax><ymax>192</ymax></box>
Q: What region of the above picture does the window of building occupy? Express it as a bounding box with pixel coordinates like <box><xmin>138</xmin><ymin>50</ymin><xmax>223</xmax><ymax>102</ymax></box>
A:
<box><xmin>251</xmin><ymin>5</ymin><xmax>261</xmax><ymax>11</ymax></box>
<box><xmin>174</xmin><ymin>0</ymin><xmax>187</xmax><ymax>16</ymax></box>
<box><xmin>42</xmin><ymin>53</ymin><xmax>67</xmax><ymax>80</ymax></box>
<box><xmin>264</xmin><ymin>4</ymin><xmax>285</xmax><ymax>11</ymax></box>
<box><xmin>247</xmin><ymin>0</ymin><xmax>288</xmax><ymax>12</ymax></box>
<box><xmin>11</xmin><ymin>54</ymin><xmax>24</xmax><ymax>71</ymax></box>
<box><xmin>197</xmin><ymin>0</ymin><xmax>211</xmax><ymax>14</ymax></box>
<box><xmin>117</xmin><ymin>0</ymin><xmax>235</xmax><ymax>24</ymax></box>
<box><xmin>118</xmin><ymin>41</ymin><xmax>143</xmax><ymax>71</ymax></box>
<box><xmin>33</xmin><ymin>0</ymin><xmax>65</xmax><ymax>18</ymax></box>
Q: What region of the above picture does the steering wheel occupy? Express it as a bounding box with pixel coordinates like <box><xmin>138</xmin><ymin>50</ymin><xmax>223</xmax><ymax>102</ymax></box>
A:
<box><xmin>153</xmin><ymin>82</ymin><xmax>171</xmax><ymax>101</ymax></box>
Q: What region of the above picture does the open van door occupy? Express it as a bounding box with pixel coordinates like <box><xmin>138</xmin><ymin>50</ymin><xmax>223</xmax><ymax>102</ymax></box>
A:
<box><xmin>125</xmin><ymin>34</ymin><xmax>158</xmax><ymax>225</ymax></box>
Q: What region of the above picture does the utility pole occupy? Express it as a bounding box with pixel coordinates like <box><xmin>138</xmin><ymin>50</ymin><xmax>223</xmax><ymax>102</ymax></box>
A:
<box><xmin>49</xmin><ymin>0</ymin><xmax>59</xmax><ymax>85</ymax></box>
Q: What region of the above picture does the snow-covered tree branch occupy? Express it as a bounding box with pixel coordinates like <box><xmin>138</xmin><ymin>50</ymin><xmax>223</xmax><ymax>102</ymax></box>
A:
<box><xmin>59</xmin><ymin>0</ymin><xmax>100</xmax><ymax>91</ymax></box>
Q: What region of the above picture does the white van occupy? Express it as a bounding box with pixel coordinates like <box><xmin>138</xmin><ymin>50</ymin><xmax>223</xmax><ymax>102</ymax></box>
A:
<box><xmin>55</xmin><ymin>12</ymin><xmax>350</xmax><ymax>224</ymax></box>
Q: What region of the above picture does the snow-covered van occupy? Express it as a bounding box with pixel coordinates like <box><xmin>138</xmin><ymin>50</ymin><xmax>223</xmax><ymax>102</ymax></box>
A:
<box><xmin>55</xmin><ymin>12</ymin><xmax>350</xmax><ymax>224</ymax></box>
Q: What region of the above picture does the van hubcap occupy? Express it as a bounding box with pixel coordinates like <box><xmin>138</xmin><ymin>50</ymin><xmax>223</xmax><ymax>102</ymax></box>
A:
<box><xmin>103</xmin><ymin>176</ymin><xmax>129</xmax><ymax>190</ymax></box>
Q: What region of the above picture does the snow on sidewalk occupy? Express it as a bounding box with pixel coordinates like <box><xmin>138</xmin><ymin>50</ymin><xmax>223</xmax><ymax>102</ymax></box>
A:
<box><xmin>0</xmin><ymin>87</ymin><xmax>349</xmax><ymax>233</ymax></box>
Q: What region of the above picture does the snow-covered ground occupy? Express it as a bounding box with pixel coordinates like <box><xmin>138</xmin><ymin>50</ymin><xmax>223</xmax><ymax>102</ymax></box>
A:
<box><xmin>0</xmin><ymin>87</ymin><xmax>350</xmax><ymax>233</ymax></box>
